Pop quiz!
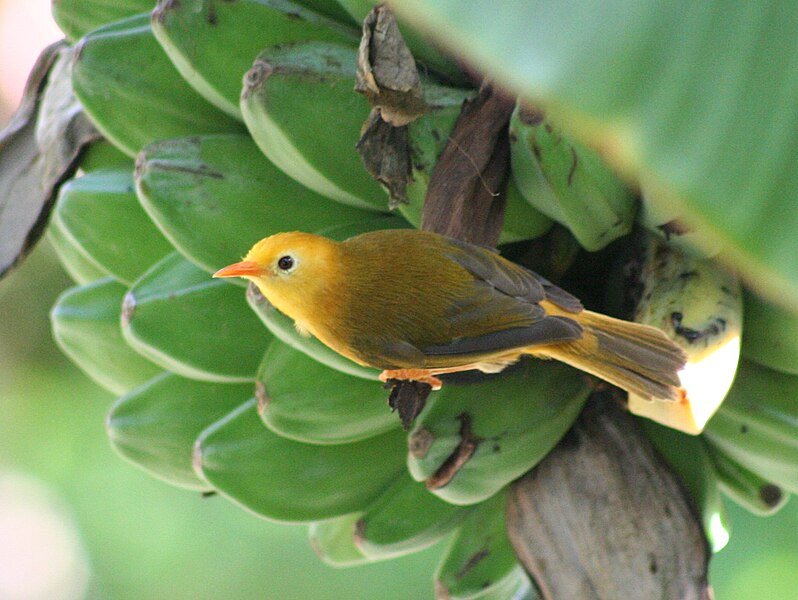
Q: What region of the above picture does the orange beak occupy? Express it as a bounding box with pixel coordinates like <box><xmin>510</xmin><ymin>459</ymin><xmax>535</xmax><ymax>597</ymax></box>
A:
<box><xmin>213</xmin><ymin>260</ymin><xmax>264</xmax><ymax>279</ymax></box>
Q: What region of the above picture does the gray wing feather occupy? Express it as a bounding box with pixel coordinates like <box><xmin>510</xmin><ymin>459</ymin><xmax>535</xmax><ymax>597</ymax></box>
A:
<box><xmin>422</xmin><ymin>316</ymin><xmax>583</xmax><ymax>357</ymax></box>
<box><xmin>445</xmin><ymin>238</ymin><xmax>583</xmax><ymax>311</ymax></box>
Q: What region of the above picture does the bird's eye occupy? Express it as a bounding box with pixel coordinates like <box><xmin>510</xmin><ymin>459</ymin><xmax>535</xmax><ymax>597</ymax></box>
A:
<box><xmin>277</xmin><ymin>255</ymin><xmax>294</xmax><ymax>271</ymax></box>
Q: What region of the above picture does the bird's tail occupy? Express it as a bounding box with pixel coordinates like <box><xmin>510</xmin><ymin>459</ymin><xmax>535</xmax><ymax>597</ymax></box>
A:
<box><xmin>532</xmin><ymin>310</ymin><xmax>687</xmax><ymax>401</ymax></box>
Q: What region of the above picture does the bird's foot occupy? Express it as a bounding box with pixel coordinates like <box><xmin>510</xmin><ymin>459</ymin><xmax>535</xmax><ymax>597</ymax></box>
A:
<box><xmin>379</xmin><ymin>369</ymin><xmax>443</xmax><ymax>390</ymax></box>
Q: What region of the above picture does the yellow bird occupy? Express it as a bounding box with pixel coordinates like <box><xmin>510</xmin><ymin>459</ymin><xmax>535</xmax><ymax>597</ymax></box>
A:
<box><xmin>214</xmin><ymin>229</ymin><xmax>686</xmax><ymax>400</ymax></box>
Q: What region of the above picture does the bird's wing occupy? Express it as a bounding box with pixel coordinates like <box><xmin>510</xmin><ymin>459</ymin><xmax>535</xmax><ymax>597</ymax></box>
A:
<box><xmin>414</xmin><ymin>241</ymin><xmax>585</xmax><ymax>362</ymax></box>
<box><xmin>444</xmin><ymin>238</ymin><xmax>583</xmax><ymax>312</ymax></box>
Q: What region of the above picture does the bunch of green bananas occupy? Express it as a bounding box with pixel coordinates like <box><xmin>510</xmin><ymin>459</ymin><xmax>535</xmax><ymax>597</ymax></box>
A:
<box><xmin>38</xmin><ymin>0</ymin><xmax>798</xmax><ymax>596</ymax></box>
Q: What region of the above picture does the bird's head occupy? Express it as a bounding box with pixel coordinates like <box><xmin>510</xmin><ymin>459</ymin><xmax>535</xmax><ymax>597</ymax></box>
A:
<box><xmin>213</xmin><ymin>232</ymin><xmax>339</xmax><ymax>319</ymax></box>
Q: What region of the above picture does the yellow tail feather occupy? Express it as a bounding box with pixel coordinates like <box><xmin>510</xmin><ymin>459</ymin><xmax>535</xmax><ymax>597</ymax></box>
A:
<box><xmin>530</xmin><ymin>310</ymin><xmax>687</xmax><ymax>401</ymax></box>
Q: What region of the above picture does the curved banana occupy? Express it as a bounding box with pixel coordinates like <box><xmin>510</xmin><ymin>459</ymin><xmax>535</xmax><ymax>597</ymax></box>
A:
<box><xmin>151</xmin><ymin>0</ymin><xmax>358</xmax><ymax>118</ymax></box>
<box><xmin>308</xmin><ymin>513</ymin><xmax>370</xmax><ymax>567</ymax></box>
<box><xmin>52</xmin><ymin>0</ymin><xmax>152</xmax><ymax>41</ymax></box>
<box><xmin>434</xmin><ymin>491</ymin><xmax>533</xmax><ymax>600</ymax></box>
<box><xmin>194</xmin><ymin>400</ymin><xmax>408</xmax><ymax>522</ymax></box>
<box><xmin>72</xmin><ymin>14</ymin><xmax>241</xmax><ymax>157</ymax></box>
<box><xmin>51</xmin><ymin>277</ymin><xmax>161</xmax><ymax>394</ymax></box>
<box><xmin>355</xmin><ymin>471</ymin><xmax>468</xmax><ymax>560</ymax></box>
<box><xmin>134</xmin><ymin>134</ymin><xmax>379</xmax><ymax>273</ymax></box>
<box><xmin>407</xmin><ymin>360</ymin><xmax>590</xmax><ymax>505</ymax></box>
<box><xmin>257</xmin><ymin>338</ymin><xmax>395</xmax><ymax>444</ymax></box>
<box><xmin>704</xmin><ymin>360</ymin><xmax>798</xmax><ymax>495</ymax></box>
<box><xmin>704</xmin><ymin>438</ymin><xmax>788</xmax><ymax>516</ymax></box>
<box><xmin>122</xmin><ymin>253</ymin><xmax>271</xmax><ymax>382</ymax></box>
<box><xmin>54</xmin><ymin>166</ymin><xmax>172</xmax><ymax>285</ymax></box>
<box><xmin>508</xmin><ymin>103</ymin><xmax>636</xmax><ymax>251</ymax></box>
<box><xmin>107</xmin><ymin>372</ymin><xmax>251</xmax><ymax>490</ymax></box>
<box><xmin>240</xmin><ymin>41</ymin><xmax>385</xmax><ymax>210</ymax></box>
<box><xmin>630</xmin><ymin>234</ymin><xmax>742</xmax><ymax>434</ymax></box>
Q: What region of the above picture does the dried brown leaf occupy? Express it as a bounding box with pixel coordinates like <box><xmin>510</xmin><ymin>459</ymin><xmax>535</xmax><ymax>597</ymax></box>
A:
<box><xmin>355</xmin><ymin>5</ymin><xmax>427</xmax><ymax>127</ymax></box>
<box><xmin>0</xmin><ymin>41</ymin><xmax>101</xmax><ymax>279</ymax></box>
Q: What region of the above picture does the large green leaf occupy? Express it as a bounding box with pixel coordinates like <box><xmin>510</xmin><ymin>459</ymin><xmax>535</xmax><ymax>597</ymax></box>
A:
<box><xmin>123</xmin><ymin>253</ymin><xmax>271</xmax><ymax>382</ymax></box>
<box><xmin>391</xmin><ymin>0</ymin><xmax>798</xmax><ymax>311</ymax></box>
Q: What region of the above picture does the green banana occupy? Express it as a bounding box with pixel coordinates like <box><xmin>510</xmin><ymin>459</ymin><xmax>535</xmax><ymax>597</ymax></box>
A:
<box><xmin>72</xmin><ymin>14</ymin><xmax>242</xmax><ymax>157</ymax></box>
<box><xmin>243</xmin><ymin>216</ymin><xmax>407</xmax><ymax>381</ymax></box>
<box><xmin>355</xmin><ymin>471</ymin><xmax>468</xmax><ymax>561</ymax></box>
<box><xmin>704</xmin><ymin>438</ymin><xmax>788</xmax><ymax>516</ymax></box>
<box><xmin>434</xmin><ymin>491</ymin><xmax>534</xmax><ymax>600</ymax></box>
<box><xmin>335</xmin><ymin>0</ymin><xmax>466</xmax><ymax>85</ymax></box>
<box><xmin>50</xmin><ymin>277</ymin><xmax>162</xmax><ymax>394</ymax></box>
<box><xmin>308</xmin><ymin>513</ymin><xmax>370</xmax><ymax>567</ymax></box>
<box><xmin>704</xmin><ymin>360</ymin><xmax>798</xmax><ymax>495</ymax></box>
<box><xmin>241</xmin><ymin>40</ymin><xmax>386</xmax><ymax>210</ymax></box>
<box><xmin>77</xmin><ymin>139</ymin><xmax>134</xmax><ymax>172</ymax></box>
<box><xmin>52</xmin><ymin>167</ymin><xmax>173</xmax><ymax>285</ymax></box>
<box><xmin>194</xmin><ymin>399</ymin><xmax>408</xmax><ymax>522</ymax></box>
<box><xmin>407</xmin><ymin>360</ymin><xmax>590</xmax><ymax>505</ymax></box>
<box><xmin>52</xmin><ymin>0</ymin><xmax>153</xmax><ymax>41</ymax></box>
<box><xmin>399</xmin><ymin>86</ymin><xmax>553</xmax><ymax>245</ymax></box>
<box><xmin>46</xmin><ymin>215</ymin><xmax>108</xmax><ymax>285</ymax></box>
<box><xmin>122</xmin><ymin>252</ymin><xmax>271</xmax><ymax>382</ymax></box>
<box><xmin>151</xmin><ymin>0</ymin><xmax>359</xmax><ymax>118</ymax></box>
<box><xmin>107</xmin><ymin>372</ymin><xmax>253</xmax><ymax>490</ymax></box>
<box><xmin>741</xmin><ymin>287</ymin><xmax>798</xmax><ymax>376</ymax></box>
<box><xmin>508</xmin><ymin>103</ymin><xmax>636</xmax><ymax>251</ymax></box>
<box><xmin>291</xmin><ymin>0</ymin><xmax>356</xmax><ymax>25</ymax></box>
<box><xmin>499</xmin><ymin>177</ymin><xmax>554</xmax><ymax>244</ymax></box>
<box><xmin>638</xmin><ymin>185</ymin><xmax>723</xmax><ymax>259</ymax></box>
<box><xmin>630</xmin><ymin>234</ymin><xmax>742</xmax><ymax>434</ymax></box>
<box><xmin>134</xmin><ymin>134</ymin><xmax>380</xmax><ymax>274</ymax></box>
<box><xmin>257</xmin><ymin>338</ymin><xmax>395</xmax><ymax>444</ymax></box>
<box><xmin>642</xmin><ymin>421</ymin><xmax>730</xmax><ymax>553</ymax></box>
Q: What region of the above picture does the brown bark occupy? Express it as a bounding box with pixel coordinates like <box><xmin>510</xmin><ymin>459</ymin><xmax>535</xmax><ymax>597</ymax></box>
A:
<box><xmin>506</xmin><ymin>397</ymin><xmax>712</xmax><ymax>600</ymax></box>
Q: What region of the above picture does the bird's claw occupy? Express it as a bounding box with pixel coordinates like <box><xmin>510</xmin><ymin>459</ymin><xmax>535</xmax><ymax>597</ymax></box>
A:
<box><xmin>379</xmin><ymin>369</ymin><xmax>443</xmax><ymax>390</ymax></box>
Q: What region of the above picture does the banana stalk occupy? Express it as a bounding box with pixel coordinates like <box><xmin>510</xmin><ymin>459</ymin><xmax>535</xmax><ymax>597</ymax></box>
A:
<box><xmin>642</xmin><ymin>421</ymin><xmax>730</xmax><ymax>553</ymax></box>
